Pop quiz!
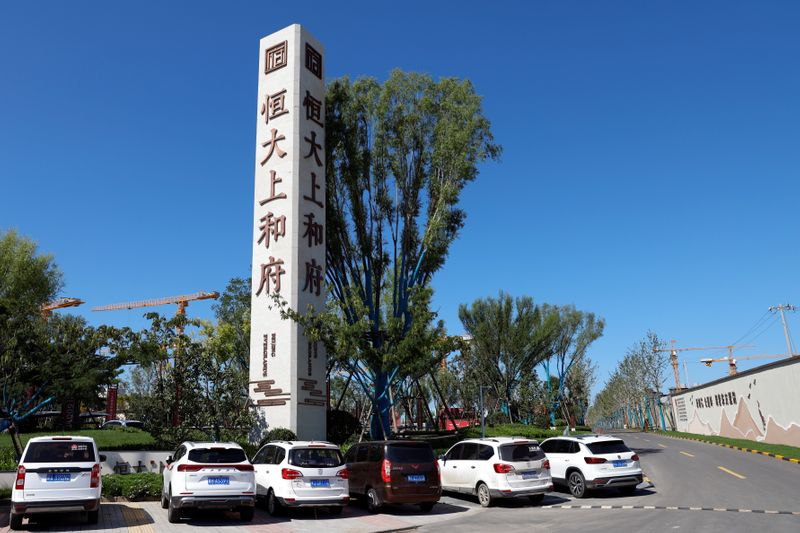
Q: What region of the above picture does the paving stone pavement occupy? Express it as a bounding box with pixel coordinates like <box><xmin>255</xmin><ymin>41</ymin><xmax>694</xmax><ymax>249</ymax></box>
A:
<box><xmin>0</xmin><ymin>497</ymin><xmax>477</xmax><ymax>533</ymax></box>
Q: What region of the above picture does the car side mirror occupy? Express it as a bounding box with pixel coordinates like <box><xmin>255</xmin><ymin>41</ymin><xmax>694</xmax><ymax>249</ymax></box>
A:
<box><xmin>99</xmin><ymin>454</ymin><xmax>107</xmax><ymax>462</ymax></box>
<box><xmin>166</xmin><ymin>456</ymin><xmax>173</xmax><ymax>465</ymax></box>
<box><xmin>439</xmin><ymin>455</ymin><xmax>446</xmax><ymax>463</ymax></box>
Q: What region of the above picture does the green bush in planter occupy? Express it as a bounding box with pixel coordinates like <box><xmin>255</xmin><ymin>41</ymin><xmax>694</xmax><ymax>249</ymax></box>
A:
<box><xmin>102</xmin><ymin>473</ymin><xmax>162</xmax><ymax>501</ymax></box>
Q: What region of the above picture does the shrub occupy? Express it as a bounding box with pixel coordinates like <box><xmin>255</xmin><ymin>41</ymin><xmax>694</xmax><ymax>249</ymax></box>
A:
<box><xmin>0</xmin><ymin>487</ymin><xmax>10</xmax><ymax>500</ymax></box>
<box><xmin>101</xmin><ymin>473</ymin><xmax>162</xmax><ymax>501</ymax></box>
<box><xmin>258</xmin><ymin>427</ymin><xmax>297</xmax><ymax>448</ymax></box>
<box><xmin>327</xmin><ymin>410</ymin><xmax>361</xmax><ymax>445</ymax></box>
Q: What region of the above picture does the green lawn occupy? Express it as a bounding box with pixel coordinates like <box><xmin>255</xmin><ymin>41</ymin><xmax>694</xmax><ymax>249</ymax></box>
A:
<box><xmin>655</xmin><ymin>430</ymin><xmax>800</xmax><ymax>461</ymax></box>
<box><xmin>0</xmin><ymin>428</ymin><xmax>157</xmax><ymax>470</ymax></box>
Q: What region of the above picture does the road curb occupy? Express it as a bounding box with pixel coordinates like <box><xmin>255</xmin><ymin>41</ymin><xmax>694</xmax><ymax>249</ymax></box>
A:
<box><xmin>653</xmin><ymin>432</ymin><xmax>800</xmax><ymax>466</ymax></box>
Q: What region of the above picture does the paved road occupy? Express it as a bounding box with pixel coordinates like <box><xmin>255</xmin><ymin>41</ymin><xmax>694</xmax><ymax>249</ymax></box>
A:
<box><xmin>419</xmin><ymin>431</ymin><xmax>800</xmax><ymax>533</ymax></box>
<box><xmin>1</xmin><ymin>432</ymin><xmax>798</xmax><ymax>532</ymax></box>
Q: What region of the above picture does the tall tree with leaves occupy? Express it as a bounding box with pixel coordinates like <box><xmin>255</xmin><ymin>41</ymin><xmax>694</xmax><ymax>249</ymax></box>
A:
<box><xmin>315</xmin><ymin>70</ymin><xmax>500</xmax><ymax>438</ymax></box>
<box><xmin>458</xmin><ymin>292</ymin><xmax>556</xmax><ymax>423</ymax></box>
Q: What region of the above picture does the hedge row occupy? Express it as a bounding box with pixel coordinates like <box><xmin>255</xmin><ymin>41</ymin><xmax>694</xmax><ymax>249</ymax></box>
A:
<box><xmin>102</xmin><ymin>473</ymin><xmax>162</xmax><ymax>501</ymax></box>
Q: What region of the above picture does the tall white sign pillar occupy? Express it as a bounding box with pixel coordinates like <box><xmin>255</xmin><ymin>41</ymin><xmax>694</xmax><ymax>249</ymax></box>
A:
<box><xmin>249</xmin><ymin>24</ymin><xmax>327</xmax><ymax>440</ymax></box>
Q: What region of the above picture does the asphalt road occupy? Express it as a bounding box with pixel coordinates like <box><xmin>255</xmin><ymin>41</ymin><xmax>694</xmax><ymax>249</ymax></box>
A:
<box><xmin>419</xmin><ymin>431</ymin><xmax>800</xmax><ymax>533</ymax></box>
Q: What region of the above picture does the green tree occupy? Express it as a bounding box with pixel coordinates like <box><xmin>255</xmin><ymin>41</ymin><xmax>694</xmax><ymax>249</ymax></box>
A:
<box><xmin>284</xmin><ymin>70</ymin><xmax>499</xmax><ymax>439</ymax></box>
<box><xmin>458</xmin><ymin>292</ymin><xmax>556</xmax><ymax>423</ymax></box>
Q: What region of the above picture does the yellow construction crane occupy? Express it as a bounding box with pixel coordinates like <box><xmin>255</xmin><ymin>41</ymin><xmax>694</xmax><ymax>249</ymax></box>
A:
<box><xmin>92</xmin><ymin>291</ymin><xmax>219</xmax><ymax>333</ymax></box>
<box><xmin>41</xmin><ymin>297</ymin><xmax>85</xmax><ymax>319</ymax></box>
<box><xmin>655</xmin><ymin>341</ymin><xmax>754</xmax><ymax>389</ymax></box>
<box><xmin>700</xmin><ymin>353</ymin><xmax>785</xmax><ymax>375</ymax></box>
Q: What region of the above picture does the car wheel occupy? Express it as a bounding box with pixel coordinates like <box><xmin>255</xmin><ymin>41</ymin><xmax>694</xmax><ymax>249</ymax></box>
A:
<box><xmin>419</xmin><ymin>502</ymin><xmax>435</xmax><ymax>512</ymax></box>
<box><xmin>9</xmin><ymin>511</ymin><xmax>23</xmax><ymax>530</ymax></box>
<box><xmin>161</xmin><ymin>489</ymin><xmax>169</xmax><ymax>509</ymax></box>
<box><xmin>329</xmin><ymin>506</ymin><xmax>344</xmax><ymax>515</ymax></box>
<box><xmin>366</xmin><ymin>487</ymin><xmax>382</xmax><ymax>513</ymax></box>
<box><xmin>477</xmin><ymin>482</ymin><xmax>492</xmax><ymax>508</ymax></box>
<box><xmin>267</xmin><ymin>489</ymin><xmax>283</xmax><ymax>516</ymax></box>
<box><xmin>239</xmin><ymin>507</ymin><xmax>255</xmax><ymax>521</ymax></box>
<box><xmin>87</xmin><ymin>509</ymin><xmax>99</xmax><ymax>524</ymax></box>
<box><xmin>167</xmin><ymin>496</ymin><xmax>182</xmax><ymax>523</ymax></box>
<box><xmin>568</xmin><ymin>471</ymin><xmax>587</xmax><ymax>499</ymax></box>
<box><xmin>618</xmin><ymin>485</ymin><xmax>636</xmax><ymax>496</ymax></box>
<box><xmin>528</xmin><ymin>494</ymin><xmax>545</xmax><ymax>505</ymax></box>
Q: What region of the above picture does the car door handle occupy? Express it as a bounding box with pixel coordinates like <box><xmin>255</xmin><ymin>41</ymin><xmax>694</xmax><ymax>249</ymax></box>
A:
<box><xmin>452</xmin><ymin>465</ymin><xmax>457</xmax><ymax>468</ymax></box>
<box><xmin>470</xmin><ymin>466</ymin><xmax>476</xmax><ymax>469</ymax></box>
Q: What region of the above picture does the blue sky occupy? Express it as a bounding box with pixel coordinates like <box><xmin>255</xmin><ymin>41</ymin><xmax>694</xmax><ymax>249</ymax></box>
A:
<box><xmin>2</xmin><ymin>1</ymin><xmax>800</xmax><ymax>394</ymax></box>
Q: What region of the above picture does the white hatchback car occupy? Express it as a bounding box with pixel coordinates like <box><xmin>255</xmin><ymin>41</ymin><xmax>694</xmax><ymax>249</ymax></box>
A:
<box><xmin>251</xmin><ymin>440</ymin><xmax>349</xmax><ymax>515</ymax></box>
<box><xmin>9</xmin><ymin>436</ymin><xmax>104</xmax><ymax>530</ymax></box>
<box><xmin>540</xmin><ymin>435</ymin><xmax>642</xmax><ymax>498</ymax></box>
<box><xmin>161</xmin><ymin>441</ymin><xmax>256</xmax><ymax>523</ymax></box>
<box><xmin>439</xmin><ymin>437</ymin><xmax>553</xmax><ymax>507</ymax></box>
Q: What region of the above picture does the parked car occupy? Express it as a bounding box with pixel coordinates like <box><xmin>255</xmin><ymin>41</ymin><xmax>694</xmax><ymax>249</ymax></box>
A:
<box><xmin>9</xmin><ymin>435</ymin><xmax>105</xmax><ymax>530</ymax></box>
<box><xmin>540</xmin><ymin>435</ymin><xmax>642</xmax><ymax>498</ymax></box>
<box><xmin>161</xmin><ymin>441</ymin><xmax>255</xmax><ymax>523</ymax></box>
<box><xmin>100</xmin><ymin>419</ymin><xmax>143</xmax><ymax>430</ymax></box>
<box><xmin>344</xmin><ymin>440</ymin><xmax>441</xmax><ymax>513</ymax></box>
<box><xmin>252</xmin><ymin>440</ymin><xmax>349</xmax><ymax>515</ymax></box>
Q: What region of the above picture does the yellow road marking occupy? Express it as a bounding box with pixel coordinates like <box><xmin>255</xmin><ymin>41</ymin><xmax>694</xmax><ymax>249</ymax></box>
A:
<box><xmin>658</xmin><ymin>443</ymin><xmax>667</xmax><ymax>448</ymax></box>
<box><xmin>718</xmin><ymin>466</ymin><xmax>746</xmax><ymax>479</ymax></box>
<box><xmin>680</xmin><ymin>451</ymin><xmax>695</xmax><ymax>457</ymax></box>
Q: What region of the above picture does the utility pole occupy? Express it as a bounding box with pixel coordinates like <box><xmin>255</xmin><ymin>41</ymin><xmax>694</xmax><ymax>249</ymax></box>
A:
<box><xmin>769</xmin><ymin>304</ymin><xmax>796</xmax><ymax>356</ymax></box>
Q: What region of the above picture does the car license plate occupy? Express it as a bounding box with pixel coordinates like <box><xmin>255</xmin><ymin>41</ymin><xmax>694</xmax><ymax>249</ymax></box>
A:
<box><xmin>46</xmin><ymin>473</ymin><xmax>71</xmax><ymax>482</ymax></box>
<box><xmin>407</xmin><ymin>474</ymin><xmax>425</xmax><ymax>483</ymax></box>
<box><xmin>612</xmin><ymin>460</ymin><xmax>627</xmax><ymax>468</ymax></box>
<box><xmin>522</xmin><ymin>472</ymin><xmax>538</xmax><ymax>480</ymax></box>
<box><xmin>311</xmin><ymin>479</ymin><xmax>330</xmax><ymax>488</ymax></box>
<box><xmin>207</xmin><ymin>476</ymin><xmax>230</xmax><ymax>485</ymax></box>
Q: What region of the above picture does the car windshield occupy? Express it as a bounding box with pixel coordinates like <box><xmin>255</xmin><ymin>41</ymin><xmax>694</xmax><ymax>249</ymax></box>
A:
<box><xmin>586</xmin><ymin>440</ymin><xmax>631</xmax><ymax>454</ymax></box>
<box><xmin>24</xmin><ymin>441</ymin><xmax>96</xmax><ymax>463</ymax></box>
<box><xmin>188</xmin><ymin>447</ymin><xmax>247</xmax><ymax>463</ymax></box>
<box><xmin>289</xmin><ymin>448</ymin><xmax>343</xmax><ymax>468</ymax></box>
<box><xmin>386</xmin><ymin>444</ymin><xmax>434</xmax><ymax>463</ymax></box>
<box><xmin>499</xmin><ymin>443</ymin><xmax>545</xmax><ymax>462</ymax></box>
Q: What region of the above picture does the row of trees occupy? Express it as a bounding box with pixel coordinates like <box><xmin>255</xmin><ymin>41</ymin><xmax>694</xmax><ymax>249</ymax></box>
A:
<box><xmin>587</xmin><ymin>331</ymin><xmax>669</xmax><ymax>430</ymax></box>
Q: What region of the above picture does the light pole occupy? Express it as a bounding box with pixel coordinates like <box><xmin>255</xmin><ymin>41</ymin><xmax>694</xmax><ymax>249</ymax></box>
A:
<box><xmin>479</xmin><ymin>386</ymin><xmax>491</xmax><ymax>438</ymax></box>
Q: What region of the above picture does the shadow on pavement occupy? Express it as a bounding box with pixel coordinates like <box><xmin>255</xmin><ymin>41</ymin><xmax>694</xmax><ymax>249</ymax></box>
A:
<box><xmin>550</xmin><ymin>485</ymin><xmax>657</xmax><ymax>500</ymax></box>
<box><xmin>631</xmin><ymin>447</ymin><xmax>664</xmax><ymax>456</ymax></box>
<box><xmin>442</xmin><ymin>490</ymin><xmax>571</xmax><ymax>509</ymax></box>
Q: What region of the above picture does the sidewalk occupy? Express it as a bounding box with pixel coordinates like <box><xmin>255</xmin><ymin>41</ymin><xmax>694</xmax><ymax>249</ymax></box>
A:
<box><xmin>0</xmin><ymin>497</ymin><xmax>478</xmax><ymax>533</ymax></box>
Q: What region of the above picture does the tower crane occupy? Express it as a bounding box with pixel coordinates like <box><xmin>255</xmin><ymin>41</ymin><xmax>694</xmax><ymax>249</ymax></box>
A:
<box><xmin>700</xmin><ymin>353</ymin><xmax>786</xmax><ymax>375</ymax></box>
<box><xmin>92</xmin><ymin>291</ymin><xmax>219</xmax><ymax>333</ymax></box>
<box><xmin>655</xmin><ymin>341</ymin><xmax>754</xmax><ymax>389</ymax></box>
<box><xmin>41</xmin><ymin>298</ymin><xmax>85</xmax><ymax>319</ymax></box>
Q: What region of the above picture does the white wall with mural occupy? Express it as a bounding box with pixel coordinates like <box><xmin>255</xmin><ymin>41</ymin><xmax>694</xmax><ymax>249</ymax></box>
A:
<box><xmin>671</xmin><ymin>356</ymin><xmax>800</xmax><ymax>447</ymax></box>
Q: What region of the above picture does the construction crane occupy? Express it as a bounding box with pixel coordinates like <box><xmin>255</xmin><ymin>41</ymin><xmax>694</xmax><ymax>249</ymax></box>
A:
<box><xmin>41</xmin><ymin>298</ymin><xmax>85</xmax><ymax>319</ymax></box>
<box><xmin>700</xmin><ymin>353</ymin><xmax>786</xmax><ymax>375</ymax></box>
<box><xmin>655</xmin><ymin>341</ymin><xmax>754</xmax><ymax>390</ymax></box>
<box><xmin>92</xmin><ymin>291</ymin><xmax>219</xmax><ymax>333</ymax></box>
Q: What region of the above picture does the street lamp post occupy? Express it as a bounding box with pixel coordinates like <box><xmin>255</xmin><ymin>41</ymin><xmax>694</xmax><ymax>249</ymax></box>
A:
<box><xmin>479</xmin><ymin>386</ymin><xmax>491</xmax><ymax>438</ymax></box>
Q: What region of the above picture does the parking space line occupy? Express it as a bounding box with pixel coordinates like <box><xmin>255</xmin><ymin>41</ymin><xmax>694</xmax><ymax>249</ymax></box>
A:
<box><xmin>658</xmin><ymin>443</ymin><xmax>667</xmax><ymax>448</ymax></box>
<box><xmin>718</xmin><ymin>466</ymin><xmax>746</xmax><ymax>479</ymax></box>
<box><xmin>680</xmin><ymin>451</ymin><xmax>695</xmax><ymax>457</ymax></box>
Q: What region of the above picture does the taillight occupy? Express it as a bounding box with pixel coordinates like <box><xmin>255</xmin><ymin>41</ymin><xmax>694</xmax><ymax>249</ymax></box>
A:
<box><xmin>90</xmin><ymin>464</ymin><xmax>100</xmax><ymax>488</ymax></box>
<box><xmin>631</xmin><ymin>454</ymin><xmax>639</xmax><ymax>462</ymax></box>
<box><xmin>543</xmin><ymin>459</ymin><xmax>551</xmax><ymax>470</ymax></box>
<box><xmin>177</xmin><ymin>464</ymin><xmax>203</xmax><ymax>472</ymax></box>
<box><xmin>282</xmin><ymin>468</ymin><xmax>303</xmax><ymax>480</ymax></box>
<box><xmin>235</xmin><ymin>464</ymin><xmax>254</xmax><ymax>471</ymax></box>
<box><xmin>584</xmin><ymin>457</ymin><xmax>607</xmax><ymax>464</ymax></box>
<box><xmin>493</xmin><ymin>463</ymin><xmax>514</xmax><ymax>474</ymax></box>
<box><xmin>336</xmin><ymin>468</ymin><xmax>349</xmax><ymax>479</ymax></box>
<box><xmin>381</xmin><ymin>459</ymin><xmax>392</xmax><ymax>483</ymax></box>
<box><xmin>15</xmin><ymin>466</ymin><xmax>25</xmax><ymax>490</ymax></box>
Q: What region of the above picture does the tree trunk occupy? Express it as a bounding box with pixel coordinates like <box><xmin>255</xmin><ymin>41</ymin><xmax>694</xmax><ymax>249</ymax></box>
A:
<box><xmin>370</xmin><ymin>371</ymin><xmax>391</xmax><ymax>440</ymax></box>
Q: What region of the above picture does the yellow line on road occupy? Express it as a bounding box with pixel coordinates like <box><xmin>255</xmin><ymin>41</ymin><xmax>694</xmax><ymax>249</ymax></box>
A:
<box><xmin>718</xmin><ymin>466</ymin><xmax>746</xmax><ymax>479</ymax></box>
<box><xmin>680</xmin><ymin>451</ymin><xmax>695</xmax><ymax>457</ymax></box>
<box><xmin>658</xmin><ymin>443</ymin><xmax>667</xmax><ymax>448</ymax></box>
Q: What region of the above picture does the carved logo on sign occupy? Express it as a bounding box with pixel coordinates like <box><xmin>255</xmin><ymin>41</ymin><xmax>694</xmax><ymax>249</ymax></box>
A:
<box><xmin>265</xmin><ymin>41</ymin><xmax>288</xmax><ymax>74</ymax></box>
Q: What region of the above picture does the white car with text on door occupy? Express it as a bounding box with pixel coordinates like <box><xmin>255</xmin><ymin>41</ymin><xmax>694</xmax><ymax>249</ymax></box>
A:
<box><xmin>252</xmin><ymin>440</ymin><xmax>349</xmax><ymax>516</ymax></box>
<box><xmin>9</xmin><ymin>436</ymin><xmax>104</xmax><ymax>530</ymax></box>
<box><xmin>540</xmin><ymin>435</ymin><xmax>642</xmax><ymax>498</ymax></box>
<box><xmin>161</xmin><ymin>442</ymin><xmax>255</xmax><ymax>523</ymax></box>
<box><xmin>438</xmin><ymin>437</ymin><xmax>553</xmax><ymax>508</ymax></box>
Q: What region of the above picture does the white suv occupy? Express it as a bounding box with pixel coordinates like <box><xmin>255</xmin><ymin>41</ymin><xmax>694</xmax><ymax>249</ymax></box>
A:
<box><xmin>9</xmin><ymin>436</ymin><xmax>104</xmax><ymax>530</ymax></box>
<box><xmin>161</xmin><ymin>441</ymin><xmax>256</xmax><ymax>523</ymax></box>
<box><xmin>439</xmin><ymin>437</ymin><xmax>553</xmax><ymax>507</ymax></box>
<box><xmin>252</xmin><ymin>440</ymin><xmax>349</xmax><ymax>516</ymax></box>
<box><xmin>540</xmin><ymin>435</ymin><xmax>642</xmax><ymax>498</ymax></box>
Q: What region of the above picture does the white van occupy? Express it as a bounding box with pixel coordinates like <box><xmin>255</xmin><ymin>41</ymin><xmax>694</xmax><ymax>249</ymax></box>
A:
<box><xmin>9</xmin><ymin>436</ymin><xmax>104</xmax><ymax>530</ymax></box>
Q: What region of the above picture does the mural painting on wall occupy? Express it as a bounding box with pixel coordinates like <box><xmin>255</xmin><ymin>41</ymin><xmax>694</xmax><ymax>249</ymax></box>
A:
<box><xmin>674</xmin><ymin>358</ymin><xmax>800</xmax><ymax>447</ymax></box>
